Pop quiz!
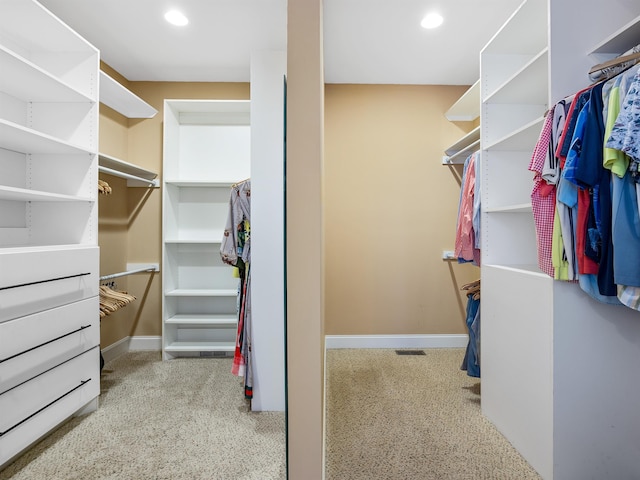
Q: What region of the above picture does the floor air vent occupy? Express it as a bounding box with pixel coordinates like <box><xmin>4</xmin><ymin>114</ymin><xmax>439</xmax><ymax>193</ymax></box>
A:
<box><xmin>395</xmin><ymin>350</ymin><xmax>426</xmax><ymax>356</ymax></box>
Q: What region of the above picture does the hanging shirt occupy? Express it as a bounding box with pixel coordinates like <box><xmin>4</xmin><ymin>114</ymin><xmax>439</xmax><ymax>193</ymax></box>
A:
<box><xmin>455</xmin><ymin>152</ymin><xmax>480</xmax><ymax>265</ymax></box>
<box><xmin>529</xmin><ymin>111</ymin><xmax>555</xmax><ymax>277</ymax></box>
<box><xmin>605</xmin><ymin>68</ymin><xmax>640</xmax><ymax>294</ymax></box>
<box><xmin>221</xmin><ymin>180</ymin><xmax>251</xmax><ymax>266</ymax></box>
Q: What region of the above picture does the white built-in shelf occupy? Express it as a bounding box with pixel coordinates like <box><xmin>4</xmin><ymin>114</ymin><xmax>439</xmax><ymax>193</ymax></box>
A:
<box><xmin>484</xmin><ymin>49</ymin><xmax>549</xmax><ymax>105</ymax></box>
<box><xmin>165</xmin><ymin>180</ymin><xmax>234</xmax><ymax>188</ymax></box>
<box><xmin>98</xmin><ymin>153</ymin><xmax>159</xmax><ymax>187</ymax></box>
<box><xmin>481</xmin><ymin>0</ymin><xmax>547</xmax><ymax>55</ymax></box>
<box><xmin>484</xmin><ymin>203</ymin><xmax>532</xmax><ymax>214</ymax></box>
<box><xmin>445</xmin><ymin>80</ymin><xmax>480</xmax><ymax>121</ymax></box>
<box><xmin>485</xmin><ymin>116</ymin><xmax>545</xmax><ymax>151</ymax></box>
<box><xmin>590</xmin><ymin>15</ymin><xmax>640</xmax><ymax>55</ymax></box>
<box><xmin>0</xmin><ymin>119</ymin><xmax>92</xmax><ymax>155</ymax></box>
<box><xmin>164</xmin><ymin>342</ymin><xmax>235</xmax><ymax>353</ymax></box>
<box><xmin>0</xmin><ymin>186</ymin><xmax>92</xmax><ymax>203</ymax></box>
<box><xmin>165</xmin><ymin>237</ymin><xmax>224</xmax><ymax>244</ymax></box>
<box><xmin>165</xmin><ymin>288</ymin><xmax>237</xmax><ymax>297</ymax></box>
<box><xmin>0</xmin><ymin>46</ymin><xmax>93</xmax><ymax>103</ymax></box>
<box><xmin>443</xmin><ymin>126</ymin><xmax>481</xmax><ymax>165</ymax></box>
<box><xmin>484</xmin><ymin>263</ymin><xmax>547</xmax><ymax>277</ymax></box>
<box><xmin>165</xmin><ymin>314</ymin><xmax>237</xmax><ymax>326</ymax></box>
<box><xmin>99</xmin><ymin>71</ymin><xmax>157</xmax><ymax>119</ymax></box>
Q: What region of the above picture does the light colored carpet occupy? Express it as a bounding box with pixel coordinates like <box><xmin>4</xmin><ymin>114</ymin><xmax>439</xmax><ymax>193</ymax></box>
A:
<box><xmin>325</xmin><ymin>348</ymin><xmax>542</xmax><ymax>480</ymax></box>
<box><xmin>0</xmin><ymin>352</ymin><xmax>286</xmax><ymax>480</ymax></box>
<box><xmin>2</xmin><ymin>348</ymin><xmax>542</xmax><ymax>479</ymax></box>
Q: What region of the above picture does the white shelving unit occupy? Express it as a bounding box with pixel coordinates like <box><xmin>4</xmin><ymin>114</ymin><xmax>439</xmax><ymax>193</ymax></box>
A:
<box><xmin>99</xmin><ymin>70</ymin><xmax>157</xmax><ymax>119</ymax></box>
<box><xmin>0</xmin><ymin>0</ymin><xmax>100</xmax><ymax>467</ymax></box>
<box><xmin>98</xmin><ymin>152</ymin><xmax>159</xmax><ymax>187</ymax></box>
<box><xmin>443</xmin><ymin>81</ymin><xmax>480</xmax><ymax>165</ymax></box>
<box><xmin>162</xmin><ymin>99</ymin><xmax>250</xmax><ymax>360</ymax></box>
<box><xmin>480</xmin><ymin>1</ymin><xmax>640</xmax><ymax>479</ymax></box>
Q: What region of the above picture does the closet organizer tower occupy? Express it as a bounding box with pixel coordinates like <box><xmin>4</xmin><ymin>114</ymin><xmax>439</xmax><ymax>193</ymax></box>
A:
<box><xmin>480</xmin><ymin>0</ymin><xmax>640</xmax><ymax>478</ymax></box>
<box><xmin>162</xmin><ymin>100</ymin><xmax>250</xmax><ymax>359</ymax></box>
<box><xmin>0</xmin><ymin>0</ymin><xmax>100</xmax><ymax>467</ymax></box>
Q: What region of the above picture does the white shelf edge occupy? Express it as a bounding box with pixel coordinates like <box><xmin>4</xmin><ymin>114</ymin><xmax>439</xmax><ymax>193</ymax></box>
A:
<box><xmin>98</xmin><ymin>153</ymin><xmax>159</xmax><ymax>187</ymax></box>
<box><xmin>0</xmin><ymin>44</ymin><xmax>95</xmax><ymax>103</ymax></box>
<box><xmin>165</xmin><ymin>238</ymin><xmax>223</xmax><ymax>244</ymax></box>
<box><xmin>166</xmin><ymin>314</ymin><xmax>237</xmax><ymax>326</ymax></box>
<box><xmin>484</xmin><ymin>203</ymin><xmax>532</xmax><ymax>213</ymax></box>
<box><xmin>443</xmin><ymin>139</ymin><xmax>481</xmax><ymax>165</ymax></box>
<box><xmin>484</xmin><ymin>47</ymin><xmax>549</xmax><ymax>104</ymax></box>
<box><xmin>444</xmin><ymin>126</ymin><xmax>481</xmax><ymax>155</ymax></box>
<box><xmin>445</xmin><ymin>80</ymin><xmax>480</xmax><ymax>121</ymax></box>
<box><xmin>0</xmin><ymin>118</ymin><xmax>94</xmax><ymax>155</ymax></box>
<box><xmin>99</xmin><ymin>71</ymin><xmax>157</xmax><ymax>119</ymax></box>
<box><xmin>0</xmin><ymin>185</ymin><xmax>93</xmax><ymax>203</ymax></box>
<box><xmin>164</xmin><ymin>341</ymin><xmax>235</xmax><ymax>352</ymax></box>
<box><xmin>484</xmin><ymin>116</ymin><xmax>545</xmax><ymax>151</ymax></box>
<box><xmin>164</xmin><ymin>180</ymin><xmax>235</xmax><ymax>187</ymax></box>
<box><xmin>589</xmin><ymin>15</ymin><xmax>640</xmax><ymax>55</ymax></box>
<box><xmin>165</xmin><ymin>288</ymin><xmax>238</xmax><ymax>297</ymax></box>
<box><xmin>483</xmin><ymin>263</ymin><xmax>549</xmax><ymax>278</ymax></box>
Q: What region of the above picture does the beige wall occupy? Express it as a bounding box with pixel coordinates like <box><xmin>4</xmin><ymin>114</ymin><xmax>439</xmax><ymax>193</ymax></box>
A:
<box><xmin>324</xmin><ymin>84</ymin><xmax>480</xmax><ymax>335</ymax></box>
<box><xmin>98</xmin><ymin>70</ymin><xmax>249</xmax><ymax>346</ymax></box>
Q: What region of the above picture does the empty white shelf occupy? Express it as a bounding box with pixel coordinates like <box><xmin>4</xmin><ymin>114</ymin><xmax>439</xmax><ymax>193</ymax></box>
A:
<box><xmin>590</xmin><ymin>15</ymin><xmax>640</xmax><ymax>55</ymax></box>
<box><xmin>0</xmin><ymin>45</ymin><xmax>94</xmax><ymax>103</ymax></box>
<box><xmin>164</xmin><ymin>180</ymin><xmax>235</xmax><ymax>188</ymax></box>
<box><xmin>165</xmin><ymin>289</ymin><xmax>237</xmax><ymax>297</ymax></box>
<box><xmin>164</xmin><ymin>237</ymin><xmax>224</xmax><ymax>244</ymax></box>
<box><xmin>164</xmin><ymin>341</ymin><xmax>235</xmax><ymax>352</ymax></box>
<box><xmin>165</xmin><ymin>314</ymin><xmax>237</xmax><ymax>326</ymax></box>
<box><xmin>0</xmin><ymin>119</ymin><xmax>93</xmax><ymax>155</ymax></box>
<box><xmin>98</xmin><ymin>153</ymin><xmax>159</xmax><ymax>187</ymax></box>
<box><xmin>445</xmin><ymin>80</ymin><xmax>480</xmax><ymax>121</ymax></box>
<box><xmin>485</xmin><ymin>203</ymin><xmax>532</xmax><ymax>213</ymax></box>
<box><xmin>99</xmin><ymin>71</ymin><xmax>157</xmax><ymax>119</ymax></box>
<box><xmin>0</xmin><ymin>185</ymin><xmax>92</xmax><ymax>202</ymax></box>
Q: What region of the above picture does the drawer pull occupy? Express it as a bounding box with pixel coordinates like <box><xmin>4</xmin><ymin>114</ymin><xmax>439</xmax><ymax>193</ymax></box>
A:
<box><xmin>0</xmin><ymin>378</ymin><xmax>91</xmax><ymax>437</ymax></box>
<box><xmin>0</xmin><ymin>325</ymin><xmax>92</xmax><ymax>364</ymax></box>
<box><xmin>0</xmin><ymin>272</ymin><xmax>91</xmax><ymax>291</ymax></box>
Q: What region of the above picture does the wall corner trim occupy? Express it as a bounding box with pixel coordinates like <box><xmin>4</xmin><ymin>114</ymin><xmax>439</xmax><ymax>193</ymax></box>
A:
<box><xmin>101</xmin><ymin>335</ymin><xmax>162</xmax><ymax>364</ymax></box>
<box><xmin>325</xmin><ymin>334</ymin><xmax>468</xmax><ymax>350</ymax></box>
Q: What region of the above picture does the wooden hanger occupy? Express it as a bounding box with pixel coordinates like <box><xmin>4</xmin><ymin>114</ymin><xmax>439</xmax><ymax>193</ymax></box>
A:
<box><xmin>589</xmin><ymin>51</ymin><xmax>640</xmax><ymax>75</ymax></box>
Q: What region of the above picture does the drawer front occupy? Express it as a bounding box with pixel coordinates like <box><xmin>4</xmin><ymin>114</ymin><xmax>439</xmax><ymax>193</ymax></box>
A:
<box><xmin>0</xmin><ymin>297</ymin><xmax>99</xmax><ymax>393</ymax></box>
<box><xmin>0</xmin><ymin>347</ymin><xmax>99</xmax><ymax>465</ymax></box>
<box><xmin>0</xmin><ymin>246</ymin><xmax>98</xmax><ymax>322</ymax></box>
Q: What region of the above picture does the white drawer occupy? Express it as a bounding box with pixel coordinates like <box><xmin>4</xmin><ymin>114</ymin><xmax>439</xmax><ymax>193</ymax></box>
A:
<box><xmin>0</xmin><ymin>246</ymin><xmax>98</xmax><ymax>322</ymax></box>
<box><xmin>0</xmin><ymin>347</ymin><xmax>99</xmax><ymax>466</ymax></box>
<box><xmin>0</xmin><ymin>297</ymin><xmax>99</xmax><ymax>393</ymax></box>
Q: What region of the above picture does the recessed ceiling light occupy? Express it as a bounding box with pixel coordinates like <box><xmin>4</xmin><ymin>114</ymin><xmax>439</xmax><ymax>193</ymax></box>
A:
<box><xmin>165</xmin><ymin>9</ymin><xmax>189</xmax><ymax>26</ymax></box>
<box><xmin>421</xmin><ymin>12</ymin><xmax>444</xmax><ymax>29</ymax></box>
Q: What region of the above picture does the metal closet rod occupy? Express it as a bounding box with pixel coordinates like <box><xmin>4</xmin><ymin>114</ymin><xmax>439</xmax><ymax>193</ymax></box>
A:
<box><xmin>100</xmin><ymin>266</ymin><xmax>157</xmax><ymax>281</ymax></box>
<box><xmin>98</xmin><ymin>166</ymin><xmax>158</xmax><ymax>187</ymax></box>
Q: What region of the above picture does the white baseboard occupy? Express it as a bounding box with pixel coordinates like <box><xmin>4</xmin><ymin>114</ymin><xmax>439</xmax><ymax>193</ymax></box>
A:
<box><xmin>101</xmin><ymin>336</ymin><xmax>131</xmax><ymax>364</ymax></box>
<box><xmin>324</xmin><ymin>334</ymin><xmax>468</xmax><ymax>349</ymax></box>
<box><xmin>101</xmin><ymin>335</ymin><xmax>162</xmax><ymax>364</ymax></box>
<box><xmin>129</xmin><ymin>335</ymin><xmax>162</xmax><ymax>351</ymax></box>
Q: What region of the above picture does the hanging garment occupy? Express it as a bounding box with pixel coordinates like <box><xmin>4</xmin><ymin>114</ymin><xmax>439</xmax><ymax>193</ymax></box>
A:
<box><xmin>454</xmin><ymin>152</ymin><xmax>480</xmax><ymax>265</ymax></box>
<box><xmin>460</xmin><ymin>293</ymin><xmax>480</xmax><ymax>378</ymax></box>
<box><xmin>221</xmin><ymin>180</ymin><xmax>254</xmax><ymax>399</ymax></box>
<box><xmin>529</xmin><ymin>112</ymin><xmax>556</xmax><ymax>277</ymax></box>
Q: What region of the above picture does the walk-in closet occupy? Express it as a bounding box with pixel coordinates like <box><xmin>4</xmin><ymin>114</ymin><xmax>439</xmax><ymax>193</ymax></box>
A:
<box><xmin>2</xmin><ymin>0</ymin><xmax>640</xmax><ymax>479</ymax></box>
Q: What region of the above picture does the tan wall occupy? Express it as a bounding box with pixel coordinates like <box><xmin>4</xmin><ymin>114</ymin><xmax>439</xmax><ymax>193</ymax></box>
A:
<box><xmin>99</xmin><ymin>73</ymin><xmax>249</xmax><ymax>347</ymax></box>
<box><xmin>324</xmin><ymin>84</ymin><xmax>480</xmax><ymax>336</ymax></box>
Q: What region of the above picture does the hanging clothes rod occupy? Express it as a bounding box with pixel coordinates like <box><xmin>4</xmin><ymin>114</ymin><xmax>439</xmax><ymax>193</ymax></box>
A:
<box><xmin>100</xmin><ymin>266</ymin><xmax>157</xmax><ymax>281</ymax></box>
<box><xmin>98</xmin><ymin>166</ymin><xmax>159</xmax><ymax>187</ymax></box>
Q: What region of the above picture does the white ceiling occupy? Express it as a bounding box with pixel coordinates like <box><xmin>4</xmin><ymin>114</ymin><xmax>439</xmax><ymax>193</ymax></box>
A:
<box><xmin>38</xmin><ymin>0</ymin><xmax>520</xmax><ymax>86</ymax></box>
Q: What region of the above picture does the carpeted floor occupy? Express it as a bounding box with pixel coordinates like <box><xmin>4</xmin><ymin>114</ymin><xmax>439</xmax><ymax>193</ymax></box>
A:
<box><xmin>325</xmin><ymin>348</ymin><xmax>542</xmax><ymax>480</ymax></box>
<box><xmin>1</xmin><ymin>348</ymin><xmax>541</xmax><ymax>479</ymax></box>
<box><xmin>0</xmin><ymin>352</ymin><xmax>286</xmax><ymax>480</ymax></box>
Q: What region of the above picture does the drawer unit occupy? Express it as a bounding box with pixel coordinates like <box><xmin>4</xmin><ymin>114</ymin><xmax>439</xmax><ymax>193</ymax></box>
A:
<box><xmin>0</xmin><ymin>347</ymin><xmax>100</xmax><ymax>466</ymax></box>
<box><xmin>0</xmin><ymin>297</ymin><xmax>99</xmax><ymax>393</ymax></box>
<box><xmin>0</xmin><ymin>246</ymin><xmax>98</xmax><ymax>322</ymax></box>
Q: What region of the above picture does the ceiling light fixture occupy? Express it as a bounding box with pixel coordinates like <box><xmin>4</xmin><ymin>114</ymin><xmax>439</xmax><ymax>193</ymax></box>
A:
<box><xmin>421</xmin><ymin>12</ymin><xmax>443</xmax><ymax>29</ymax></box>
<box><xmin>165</xmin><ymin>9</ymin><xmax>189</xmax><ymax>26</ymax></box>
